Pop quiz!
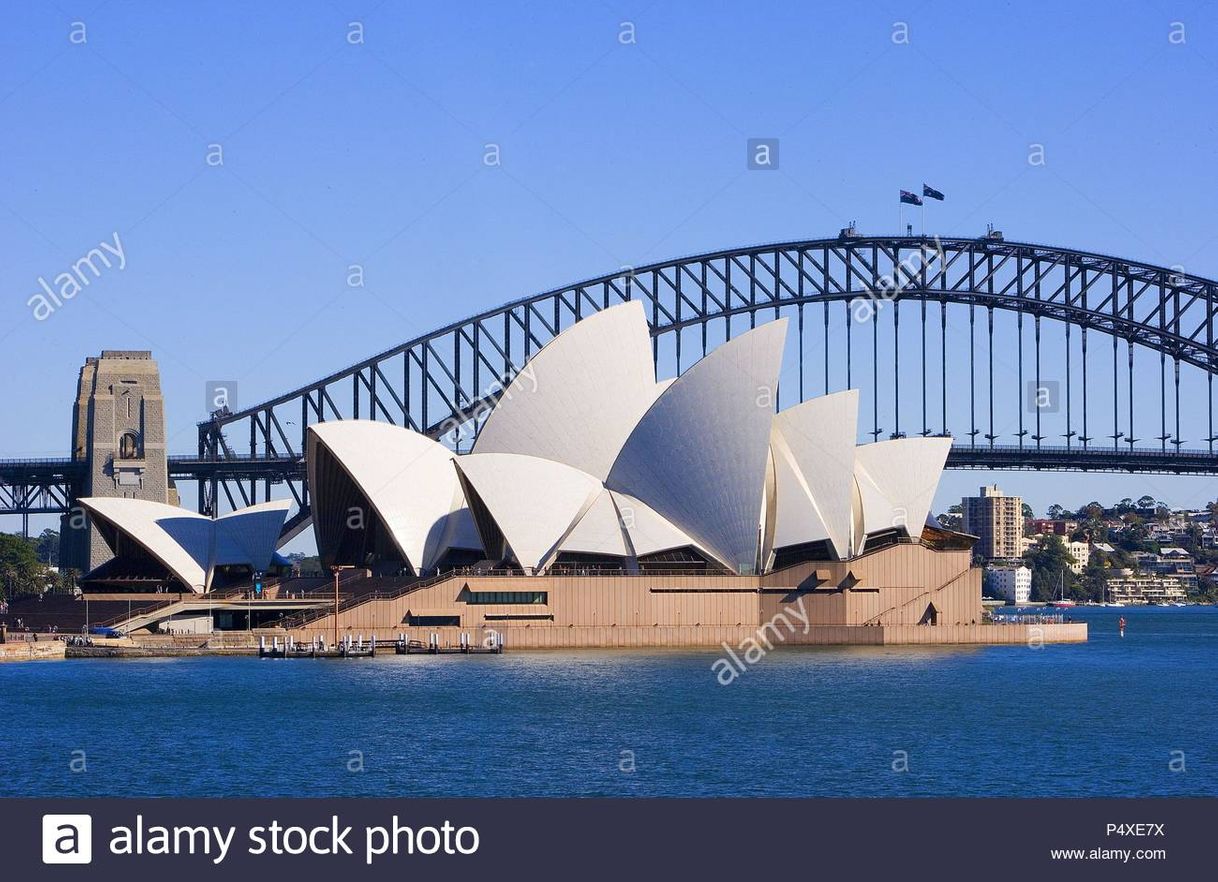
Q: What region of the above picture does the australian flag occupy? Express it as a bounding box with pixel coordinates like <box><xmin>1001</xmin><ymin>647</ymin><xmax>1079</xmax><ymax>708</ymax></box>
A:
<box><xmin>922</xmin><ymin>183</ymin><xmax>945</xmax><ymax>201</ymax></box>
<box><xmin>900</xmin><ymin>189</ymin><xmax>923</xmax><ymax>206</ymax></box>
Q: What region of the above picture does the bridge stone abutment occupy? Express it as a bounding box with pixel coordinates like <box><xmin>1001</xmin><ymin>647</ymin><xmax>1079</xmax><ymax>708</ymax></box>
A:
<box><xmin>61</xmin><ymin>351</ymin><xmax>174</xmax><ymax>571</ymax></box>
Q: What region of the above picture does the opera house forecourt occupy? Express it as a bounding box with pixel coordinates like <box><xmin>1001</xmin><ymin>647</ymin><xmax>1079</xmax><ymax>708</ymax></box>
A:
<box><xmin>72</xmin><ymin>302</ymin><xmax>1085</xmax><ymax>648</ymax></box>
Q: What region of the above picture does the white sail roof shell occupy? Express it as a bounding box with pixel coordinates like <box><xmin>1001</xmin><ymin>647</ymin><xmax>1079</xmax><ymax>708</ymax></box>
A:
<box><xmin>852</xmin><ymin>436</ymin><xmax>952</xmax><ymax>552</ymax></box>
<box><xmin>606</xmin><ymin>320</ymin><xmax>788</xmax><ymax>573</ymax></box>
<box><xmin>558</xmin><ymin>489</ymin><xmax>630</xmax><ymax>557</ymax></box>
<box><xmin>608</xmin><ymin>490</ymin><xmax>702</xmax><ymax>558</ymax></box>
<box><xmin>472</xmin><ymin>301</ymin><xmax>659</xmax><ymax>480</ymax></box>
<box><xmin>770</xmin><ymin>389</ymin><xmax>860</xmax><ymax>559</ymax></box>
<box><xmin>455</xmin><ymin>452</ymin><xmax>603</xmax><ymax>573</ymax></box>
<box><xmin>308</xmin><ymin>421</ymin><xmax>477</xmax><ymax>573</ymax></box>
<box><xmin>79</xmin><ymin>497</ymin><xmax>291</xmax><ymax>592</ymax></box>
<box><xmin>79</xmin><ymin>498</ymin><xmax>210</xmax><ymax>591</ymax></box>
<box><xmin>214</xmin><ymin>500</ymin><xmax>295</xmax><ymax>571</ymax></box>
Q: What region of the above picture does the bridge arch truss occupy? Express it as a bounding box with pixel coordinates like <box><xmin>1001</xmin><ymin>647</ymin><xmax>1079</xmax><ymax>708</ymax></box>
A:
<box><xmin>196</xmin><ymin>234</ymin><xmax>1218</xmax><ymax>519</ymax></box>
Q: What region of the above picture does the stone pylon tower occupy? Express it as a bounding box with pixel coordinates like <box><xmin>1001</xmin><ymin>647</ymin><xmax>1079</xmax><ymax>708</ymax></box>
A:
<box><xmin>61</xmin><ymin>351</ymin><xmax>177</xmax><ymax>572</ymax></box>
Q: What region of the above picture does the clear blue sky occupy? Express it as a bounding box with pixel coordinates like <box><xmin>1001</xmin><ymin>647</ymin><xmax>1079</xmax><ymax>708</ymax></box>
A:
<box><xmin>3</xmin><ymin>1</ymin><xmax>1217</xmax><ymax>545</ymax></box>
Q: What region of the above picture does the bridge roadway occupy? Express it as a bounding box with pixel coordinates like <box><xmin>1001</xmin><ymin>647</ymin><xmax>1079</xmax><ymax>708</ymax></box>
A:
<box><xmin>3</xmin><ymin>443</ymin><xmax>1218</xmax><ymax>521</ymax></box>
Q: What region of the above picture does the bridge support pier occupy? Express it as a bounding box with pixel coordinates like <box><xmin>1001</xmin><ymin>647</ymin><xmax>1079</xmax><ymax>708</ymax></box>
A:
<box><xmin>62</xmin><ymin>351</ymin><xmax>174</xmax><ymax>572</ymax></box>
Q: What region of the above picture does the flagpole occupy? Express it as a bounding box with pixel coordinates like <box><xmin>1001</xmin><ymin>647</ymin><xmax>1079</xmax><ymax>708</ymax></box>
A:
<box><xmin>921</xmin><ymin>202</ymin><xmax>925</xmax><ymax>238</ymax></box>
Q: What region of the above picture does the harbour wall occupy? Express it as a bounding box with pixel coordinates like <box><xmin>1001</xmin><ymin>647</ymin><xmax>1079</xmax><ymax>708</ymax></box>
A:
<box><xmin>0</xmin><ymin>639</ymin><xmax>67</xmax><ymax>661</ymax></box>
<box><xmin>283</xmin><ymin>622</ymin><xmax>1088</xmax><ymax>650</ymax></box>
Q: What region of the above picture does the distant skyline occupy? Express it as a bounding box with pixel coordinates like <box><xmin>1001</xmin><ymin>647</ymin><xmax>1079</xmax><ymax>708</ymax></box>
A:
<box><xmin>3</xmin><ymin>2</ymin><xmax>1218</xmax><ymax>545</ymax></box>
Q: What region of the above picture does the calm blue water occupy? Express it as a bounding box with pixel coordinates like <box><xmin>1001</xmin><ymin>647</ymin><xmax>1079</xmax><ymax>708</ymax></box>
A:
<box><xmin>2</xmin><ymin>607</ymin><xmax>1215</xmax><ymax>797</ymax></box>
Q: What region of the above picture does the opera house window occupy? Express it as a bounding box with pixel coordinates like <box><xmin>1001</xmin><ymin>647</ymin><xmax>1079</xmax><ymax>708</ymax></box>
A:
<box><xmin>467</xmin><ymin>591</ymin><xmax>548</xmax><ymax>605</ymax></box>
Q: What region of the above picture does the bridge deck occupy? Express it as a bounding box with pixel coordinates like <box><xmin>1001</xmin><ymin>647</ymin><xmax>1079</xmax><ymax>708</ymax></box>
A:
<box><xmin>7</xmin><ymin>235</ymin><xmax>1218</xmax><ymax>521</ymax></box>
<box><xmin>3</xmin><ymin>442</ymin><xmax>1218</xmax><ymax>521</ymax></box>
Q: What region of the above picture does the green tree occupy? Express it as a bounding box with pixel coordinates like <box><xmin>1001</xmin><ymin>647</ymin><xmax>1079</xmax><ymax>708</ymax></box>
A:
<box><xmin>1117</xmin><ymin>515</ymin><xmax>1148</xmax><ymax>547</ymax></box>
<box><xmin>286</xmin><ymin>552</ymin><xmax>324</xmax><ymax>576</ymax></box>
<box><xmin>56</xmin><ymin>568</ymin><xmax>79</xmax><ymax>592</ymax></box>
<box><xmin>0</xmin><ymin>533</ymin><xmax>46</xmax><ymax>600</ymax></box>
<box><xmin>1021</xmin><ymin>502</ymin><xmax>1034</xmax><ymax>519</ymax></box>
<box><xmin>1179</xmin><ymin>523</ymin><xmax>1205</xmax><ymax>554</ymax></box>
<box><xmin>34</xmin><ymin>528</ymin><xmax>59</xmax><ymax>565</ymax></box>
<box><xmin>1022</xmin><ymin>535</ymin><xmax>1078</xmax><ymax>602</ymax></box>
<box><xmin>937</xmin><ymin>504</ymin><xmax>963</xmax><ymax>531</ymax></box>
<box><xmin>1079</xmin><ymin>561</ymin><xmax>1110</xmax><ymax>603</ymax></box>
<box><xmin>1081</xmin><ymin>545</ymin><xmax>1136</xmax><ymax>602</ymax></box>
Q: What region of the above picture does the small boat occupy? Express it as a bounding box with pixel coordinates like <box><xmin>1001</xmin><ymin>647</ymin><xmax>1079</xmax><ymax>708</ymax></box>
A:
<box><xmin>1048</xmin><ymin>570</ymin><xmax>1076</xmax><ymax>608</ymax></box>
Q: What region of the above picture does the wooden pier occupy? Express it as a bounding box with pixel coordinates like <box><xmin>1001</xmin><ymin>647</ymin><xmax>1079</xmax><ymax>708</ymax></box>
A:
<box><xmin>258</xmin><ymin>630</ymin><xmax>504</xmax><ymax>659</ymax></box>
<box><xmin>258</xmin><ymin>635</ymin><xmax>377</xmax><ymax>659</ymax></box>
<box><xmin>393</xmin><ymin>631</ymin><xmax>505</xmax><ymax>655</ymax></box>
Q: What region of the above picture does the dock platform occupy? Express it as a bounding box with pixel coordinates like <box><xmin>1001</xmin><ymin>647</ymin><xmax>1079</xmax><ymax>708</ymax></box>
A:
<box><xmin>394</xmin><ymin>632</ymin><xmax>504</xmax><ymax>655</ymax></box>
<box><xmin>258</xmin><ymin>635</ymin><xmax>377</xmax><ymax>659</ymax></box>
<box><xmin>258</xmin><ymin>631</ymin><xmax>504</xmax><ymax>658</ymax></box>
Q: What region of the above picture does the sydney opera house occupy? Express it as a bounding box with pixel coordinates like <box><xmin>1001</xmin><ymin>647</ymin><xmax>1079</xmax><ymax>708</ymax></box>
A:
<box><xmin>304</xmin><ymin>302</ymin><xmax>987</xmax><ymax>643</ymax></box>
<box><xmin>76</xmin><ymin>302</ymin><xmax>997</xmax><ymax>645</ymax></box>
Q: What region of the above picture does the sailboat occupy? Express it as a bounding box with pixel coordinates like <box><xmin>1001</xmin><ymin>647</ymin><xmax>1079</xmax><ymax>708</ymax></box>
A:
<box><xmin>1048</xmin><ymin>569</ymin><xmax>1076</xmax><ymax>608</ymax></box>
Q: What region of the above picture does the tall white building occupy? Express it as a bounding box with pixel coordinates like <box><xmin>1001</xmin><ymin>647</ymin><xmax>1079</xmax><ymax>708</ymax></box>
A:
<box><xmin>988</xmin><ymin>564</ymin><xmax>1031</xmax><ymax>604</ymax></box>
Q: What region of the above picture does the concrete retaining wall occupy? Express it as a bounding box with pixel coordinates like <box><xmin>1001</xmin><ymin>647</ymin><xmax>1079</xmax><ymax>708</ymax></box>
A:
<box><xmin>287</xmin><ymin>621</ymin><xmax>1087</xmax><ymax>649</ymax></box>
<box><xmin>0</xmin><ymin>640</ymin><xmax>67</xmax><ymax>661</ymax></box>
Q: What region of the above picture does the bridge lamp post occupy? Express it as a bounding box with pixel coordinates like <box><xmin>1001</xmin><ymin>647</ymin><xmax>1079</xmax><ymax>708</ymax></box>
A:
<box><xmin>248</xmin><ymin>570</ymin><xmax>264</xmax><ymax>633</ymax></box>
<box><xmin>331</xmin><ymin>565</ymin><xmax>352</xmax><ymax>648</ymax></box>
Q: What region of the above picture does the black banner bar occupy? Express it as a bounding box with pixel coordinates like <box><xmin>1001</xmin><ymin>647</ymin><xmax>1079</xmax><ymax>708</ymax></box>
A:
<box><xmin>3</xmin><ymin>798</ymin><xmax>1205</xmax><ymax>880</ymax></box>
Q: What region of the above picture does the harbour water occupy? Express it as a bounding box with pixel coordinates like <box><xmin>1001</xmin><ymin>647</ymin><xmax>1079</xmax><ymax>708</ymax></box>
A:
<box><xmin>2</xmin><ymin>607</ymin><xmax>1214</xmax><ymax>797</ymax></box>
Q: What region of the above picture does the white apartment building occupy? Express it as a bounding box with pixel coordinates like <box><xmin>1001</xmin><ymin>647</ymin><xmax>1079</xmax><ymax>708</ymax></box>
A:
<box><xmin>987</xmin><ymin>564</ymin><xmax>1032</xmax><ymax>604</ymax></box>
<box><xmin>1066</xmin><ymin>541</ymin><xmax>1091</xmax><ymax>574</ymax></box>
<box><xmin>1105</xmin><ymin>569</ymin><xmax>1188</xmax><ymax>604</ymax></box>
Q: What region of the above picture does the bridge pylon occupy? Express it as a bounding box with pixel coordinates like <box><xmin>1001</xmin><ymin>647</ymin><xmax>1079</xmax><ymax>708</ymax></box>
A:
<box><xmin>61</xmin><ymin>351</ymin><xmax>175</xmax><ymax>571</ymax></box>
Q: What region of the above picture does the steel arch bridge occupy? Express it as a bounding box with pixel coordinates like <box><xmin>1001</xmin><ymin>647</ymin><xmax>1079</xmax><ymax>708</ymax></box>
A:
<box><xmin>192</xmin><ymin>232</ymin><xmax>1218</xmax><ymax>529</ymax></box>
